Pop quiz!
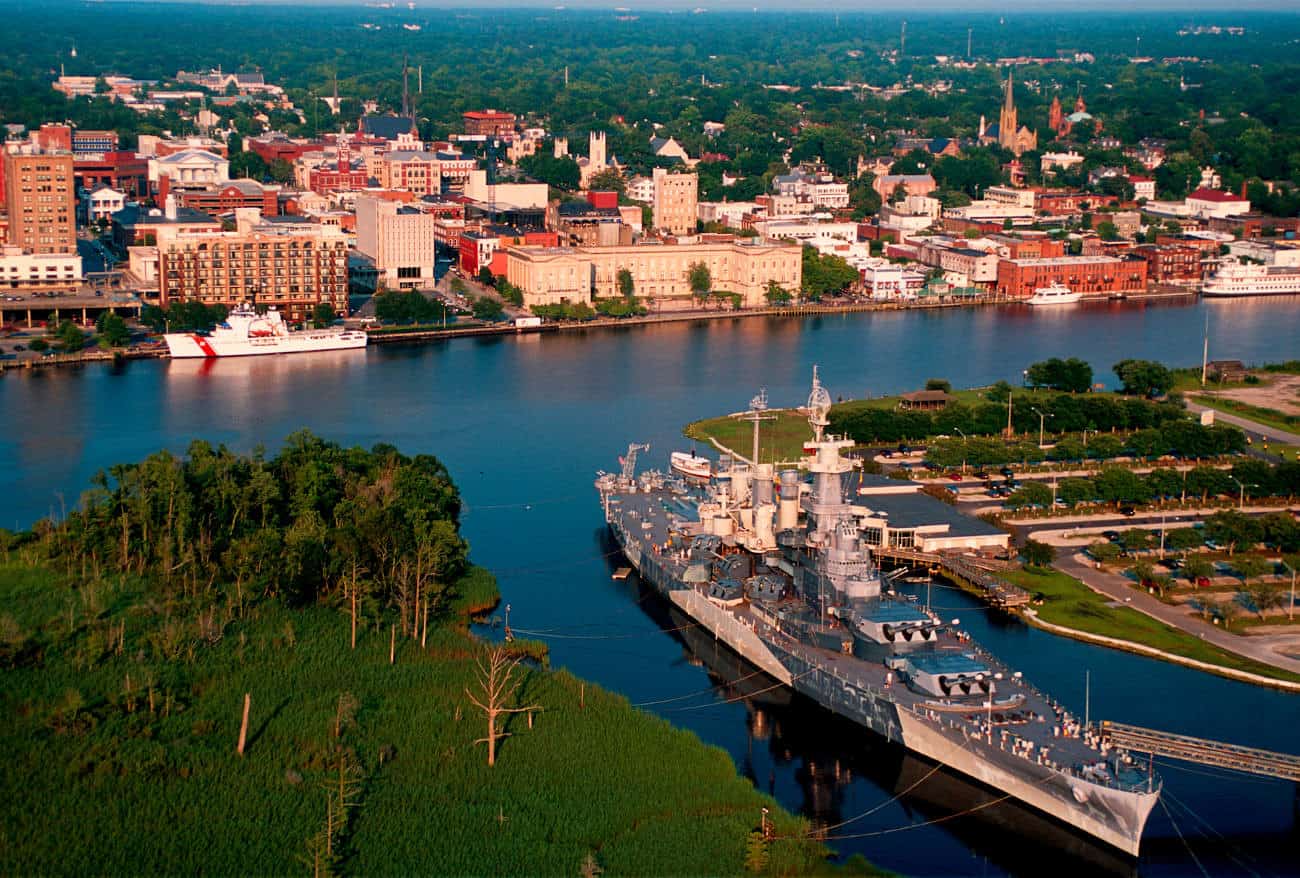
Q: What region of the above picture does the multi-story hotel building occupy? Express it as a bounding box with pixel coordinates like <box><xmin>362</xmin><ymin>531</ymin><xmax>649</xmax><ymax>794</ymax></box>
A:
<box><xmin>0</xmin><ymin>245</ymin><xmax>83</xmax><ymax>294</ymax></box>
<box><xmin>4</xmin><ymin>146</ymin><xmax>76</xmax><ymax>255</ymax></box>
<box><xmin>994</xmin><ymin>255</ymin><xmax>1148</xmax><ymax>298</ymax></box>
<box><xmin>506</xmin><ymin>238</ymin><xmax>801</xmax><ymax>309</ymax></box>
<box><xmin>154</xmin><ymin>213</ymin><xmax>348</xmax><ymax>321</ymax></box>
<box><xmin>651</xmin><ymin>168</ymin><xmax>698</xmax><ymax>236</ymax></box>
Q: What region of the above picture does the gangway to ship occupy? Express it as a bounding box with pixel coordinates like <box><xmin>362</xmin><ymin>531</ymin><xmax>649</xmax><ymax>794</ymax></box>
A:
<box><xmin>1101</xmin><ymin>721</ymin><xmax>1300</xmax><ymax>782</ymax></box>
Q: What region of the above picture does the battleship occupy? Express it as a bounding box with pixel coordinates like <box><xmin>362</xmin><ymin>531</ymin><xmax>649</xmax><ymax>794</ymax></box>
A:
<box><xmin>595</xmin><ymin>369</ymin><xmax>1162</xmax><ymax>856</ymax></box>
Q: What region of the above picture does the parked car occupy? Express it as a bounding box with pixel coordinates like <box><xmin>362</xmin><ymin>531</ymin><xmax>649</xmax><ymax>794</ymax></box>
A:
<box><xmin>1195</xmin><ymin>576</ymin><xmax>1212</xmax><ymax>588</ymax></box>
<box><xmin>1119</xmin><ymin>506</ymin><xmax>1137</xmax><ymax>517</ymax></box>
<box><xmin>947</xmin><ymin>473</ymin><xmax>963</xmax><ymax>482</ymax></box>
<box><xmin>973</xmin><ymin>471</ymin><xmax>989</xmax><ymax>480</ymax></box>
<box><xmin>1102</xmin><ymin>530</ymin><xmax>1122</xmax><ymax>542</ymax></box>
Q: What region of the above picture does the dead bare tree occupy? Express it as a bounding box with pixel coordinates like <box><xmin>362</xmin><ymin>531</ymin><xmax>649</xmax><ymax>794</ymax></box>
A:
<box><xmin>465</xmin><ymin>646</ymin><xmax>540</xmax><ymax>767</ymax></box>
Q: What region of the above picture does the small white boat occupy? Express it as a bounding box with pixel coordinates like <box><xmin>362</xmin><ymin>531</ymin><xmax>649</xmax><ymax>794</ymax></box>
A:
<box><xmin>670</xmin><ymin>451</ymin><xmax>712</xmax><ymax>480</ymax></box>
<box><xmin>1026</xmin><ymin>283</ymin><xmax>1082</xmax><ymax>306</ymax></box>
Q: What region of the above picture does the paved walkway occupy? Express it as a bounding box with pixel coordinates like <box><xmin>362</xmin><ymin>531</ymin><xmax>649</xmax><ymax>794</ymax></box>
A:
<box><xmin>1185</xmin><ymin>399</ymin><xmax>1300</xmax><ymax>446</ymax></box>
<box><xmin>1053</xmin><ymin>551</ymin><xmax>1300</xmax><ymax>675</ymax></box>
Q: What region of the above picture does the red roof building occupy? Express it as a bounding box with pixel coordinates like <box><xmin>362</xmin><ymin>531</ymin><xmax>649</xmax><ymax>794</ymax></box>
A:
<box><xmin>462</xmin><ymin>110</ymin><xmax>516</xmax><ymax>138</ymax></box>
<box><xmin>180</xmin><ymin>180</ymin><xmax>280</xmax><ymax>217</ymax></box>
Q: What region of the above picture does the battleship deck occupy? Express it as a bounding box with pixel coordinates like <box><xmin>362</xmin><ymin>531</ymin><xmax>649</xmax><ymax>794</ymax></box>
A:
<box><xmin>603</xmin><ymin>479</ymin><xmax>1160</xmax><ymax>854</ymax></box>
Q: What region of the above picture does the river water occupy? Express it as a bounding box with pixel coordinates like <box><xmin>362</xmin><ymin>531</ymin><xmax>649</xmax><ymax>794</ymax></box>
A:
<box><xmin>3</xmin><ymin>298</ymin><xmax>1298</xmax><ymax>876</ymax></box>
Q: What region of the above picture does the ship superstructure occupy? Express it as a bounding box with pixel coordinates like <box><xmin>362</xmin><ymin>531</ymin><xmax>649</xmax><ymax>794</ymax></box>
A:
<box><xmin>1202</xmin><ymin>260</ymin><xmax>1300</xmax><ymax>297</ymax></box>
<box><xmin>595</xmin><ymin>369</ymin><xmax>1161</xmax><ymax>856</ymax></box>
<box><xmin>163</xmin><ymin>302</ymin><xmax>367</xmax><ymax>358</ymax></box>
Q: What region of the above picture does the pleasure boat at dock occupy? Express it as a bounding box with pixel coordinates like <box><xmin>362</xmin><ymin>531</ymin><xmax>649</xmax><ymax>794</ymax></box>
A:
<box><xmin>1026</xmin><ymin>283</ymin><xmax>1082</xmax><ymax>306</ymax></box>
<box><xmin>670</xmin><ymin>451</ymin><xmax>713</xmax><ymax>480</ymax></box>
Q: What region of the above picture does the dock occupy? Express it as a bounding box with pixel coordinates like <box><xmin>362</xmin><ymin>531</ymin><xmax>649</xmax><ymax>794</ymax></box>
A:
<box><xmin>875</xmin><ymin>546</ymin><xmax>1032</xmax><ymax>609</ymax></box>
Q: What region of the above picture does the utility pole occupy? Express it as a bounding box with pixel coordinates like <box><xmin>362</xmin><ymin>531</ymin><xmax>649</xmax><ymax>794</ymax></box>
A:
<box><xmin>967</xmin><ymin>27</ymin><xmax>973</xmax><ymax>59</ymax></box>
<box><xmin>1200</xmin><ymin>311</ymin><xmax>1210</xmax><ymax>387</ymax></box>
<box><xmin>1005</xmin><ymin>390</ymin><xmax>1014</xmax><ymax>439</ymax></box>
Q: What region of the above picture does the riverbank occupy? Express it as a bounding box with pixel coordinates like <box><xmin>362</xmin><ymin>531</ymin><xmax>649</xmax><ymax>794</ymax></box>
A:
<box><xmin>1003</xmin><ymin>565</ymin><xmax>1300</xmax><ymax>686</ymax></box>
<box><xmin>1</xmin><ymin>290</ymin><xmax>1195</xmax><ymax>374</ymax></box>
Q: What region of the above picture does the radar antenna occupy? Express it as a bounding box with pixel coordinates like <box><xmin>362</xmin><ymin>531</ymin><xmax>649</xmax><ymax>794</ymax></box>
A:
<box><xmin>807</xmin><ymin>365</ymin><xmax>832</xmax><ymax>442</ymax></box>
<box><xmin>737</xmin><ymin>388</ymin><xmax>776</xmax><ymax>465</ymax></box>
<box><xmin>620</xmin><ymin>443</ymin><xmax>650</xmax><ymax>481</ymax></box>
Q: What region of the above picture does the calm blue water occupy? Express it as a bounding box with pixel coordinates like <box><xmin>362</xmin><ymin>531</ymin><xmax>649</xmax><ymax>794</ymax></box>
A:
<box><xmin>2</xmin><ymin>298</ymin><xmax>1298</xmax><ymax>876</ymax></box>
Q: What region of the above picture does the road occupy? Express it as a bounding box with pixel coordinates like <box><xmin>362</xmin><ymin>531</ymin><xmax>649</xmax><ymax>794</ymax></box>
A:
<box><xmin>1185</xmin><ymin>398</ymin><xmax>1300</xmax><ymax>448</ymax></box>
<box><xmin>1052</xmin><ymin>549</ymin><xmax>1300</xmax><ymax>675</ymax></box>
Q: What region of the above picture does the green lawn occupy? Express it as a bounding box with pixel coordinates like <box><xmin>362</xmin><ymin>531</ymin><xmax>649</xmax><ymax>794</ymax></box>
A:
<box><xmin>682</xmin><ymin>388</ymin><xmax>997</xmax><ymax>463</ymax></box>
<box><xmin>1190</xmin><ymin>394</ymin><xmax>1300</xmax><ymax>436</ymax></box>
<box><xmin>1003</xmin><ymin>567</ymin><xmax>1300</xmax><ymax>684</ymax></box>
<box><xmin>0</xmin><ymin>561</ymin><xmax>859</xmax><ymax>876</ymax></box>
<box><xmin>684</xmin><ymin>408</ymin><xmax>816</xmax><ymax>464</ymax></box>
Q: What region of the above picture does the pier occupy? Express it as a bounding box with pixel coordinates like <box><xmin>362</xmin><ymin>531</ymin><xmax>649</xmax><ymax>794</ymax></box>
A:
<box><xmin>875</xmin><ymin>546</ymin><xmax>1032</xmax><ymax>609</ymax></box>
<box><xmin>1101</xmin><ymin>721</ymin><xmax>1300</xmax><ymax>782</ymax></box>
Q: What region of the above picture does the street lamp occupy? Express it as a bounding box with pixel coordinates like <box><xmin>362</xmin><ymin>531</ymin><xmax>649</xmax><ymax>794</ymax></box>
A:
<box><xmin>954</xmin><ymin>427</ymin><xmax>968</xmax><ymax>473</ymax></box>
<box><xmin>1281</xmin><ymin>557</ymin><xmax>1297</xmax><ymax>623</ymax></box>
<box><xmin>1031</xmin><ymin>407</ymin><xmax>1053</xmax><ymax>449</ymax></box>
<box><xmin>1229</xmin><ymin>476</ymin><xmax>1257</xmax><ymax>511</ymax></box>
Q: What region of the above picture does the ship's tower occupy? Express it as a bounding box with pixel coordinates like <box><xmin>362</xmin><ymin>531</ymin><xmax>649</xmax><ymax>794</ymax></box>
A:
<box><xmin>803</xmin><ymin>367</ymin><xmax>855</xmax><ymax>537</ymax></box>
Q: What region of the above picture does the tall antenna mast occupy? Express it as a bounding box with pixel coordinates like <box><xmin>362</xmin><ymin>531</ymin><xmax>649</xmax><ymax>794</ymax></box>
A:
<box><xmin>738</xmin><ymin>388</ymin><xmax>775</xmax><ymax>465</ymax></box>
<box><xmin>967</xmin><ymin>27</ymin><xmax>972</xmax><ymax>58</ymax></box>
<box><xmin>401</xmin><ymin>53</ymin><xmax>410</xmax><ymax>119</ymax></box>
<box><xmin>900</xmin><ymin>20</ymin><xmax>907</xmax><ymax>58</ymax></box>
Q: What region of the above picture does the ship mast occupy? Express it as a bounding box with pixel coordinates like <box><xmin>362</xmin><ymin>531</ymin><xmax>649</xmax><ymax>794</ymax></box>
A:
<box><xmin>737</xmin><ymin>388</ymin><xmax>775</xmax><ymax>465</ymax></box>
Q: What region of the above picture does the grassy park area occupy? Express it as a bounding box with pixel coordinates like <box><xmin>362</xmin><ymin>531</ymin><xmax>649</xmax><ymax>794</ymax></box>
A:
<box><xmin>1004</xmin><ymin>567</ymin><xmax>1300</xmax><ymax>684</ymax></box>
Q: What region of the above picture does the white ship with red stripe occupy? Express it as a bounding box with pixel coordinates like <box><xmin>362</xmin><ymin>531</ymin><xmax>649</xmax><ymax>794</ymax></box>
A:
<box><xmin>163</xmin><ymin>303</ymin><xmax>367</xmax><ymax>358</ymax></box>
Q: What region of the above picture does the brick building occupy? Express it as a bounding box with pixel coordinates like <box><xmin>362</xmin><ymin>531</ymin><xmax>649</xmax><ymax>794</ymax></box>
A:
<box><xmin>74</xmin><ymin>151</ymin><xmax>150</xmax><ymax>199</ymax></box>
<box><xmin>154</xmin><ymin>215</ymin><xmax>348</xmax><ymax>321</ymax></box>
<box><xmin>4</xmin><ymin>147</ymin><xmax>76</xmax><ymax>255</ymax></box>
<box><xmin>179</xmin><ymin>180</ymin><xmax>280</xmax><ymax>217</ymax></box>
<box><xmin>1134</xmin><ymin>244</ymin><xmax>1203</xmax><ymax>283</ymax></box>
<box><xmin>995</xmin><ymin>255</ymin><xmax>1148</xmax><ymax>298</ymax></box>
<box><xmin>462</xmin><ymin>110</ymin><xmax>516</xmax><ymax>138</ymax></box>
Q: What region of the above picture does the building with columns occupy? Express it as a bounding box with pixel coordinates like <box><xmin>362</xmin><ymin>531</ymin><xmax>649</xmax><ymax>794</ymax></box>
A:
<box><xmin>505</xmin><ymin>237</ymin><xmax>801</xmax><ymax>309</ymax></box>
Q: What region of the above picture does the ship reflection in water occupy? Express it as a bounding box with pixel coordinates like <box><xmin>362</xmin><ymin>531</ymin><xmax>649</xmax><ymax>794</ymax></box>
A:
<box><xmin>652</xmin><ymin>592</ymin><xmax>1139</xmax><ymax>876</ymax></box>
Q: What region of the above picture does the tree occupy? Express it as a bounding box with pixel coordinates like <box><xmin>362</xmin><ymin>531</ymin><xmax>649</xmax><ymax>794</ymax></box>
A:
<box><xmin>471</xmin><ymin>296</ymin><xmax>504</xmax><ymax>322</ymax></box>
<box><xmin>1165</xmin><ymin>528</ymin><xmax>1205</xmax><ymax>552</ymax></box>
<box><xmin>1025</xmin><ymin>357</ymin><xmax>1092</xmax><ymax>393</ymax></box>
<box><xmin>1184</xmin><ymin>556</ymin><xmax>1214</xmax><ymax>586</ymax></box>
<box><xmin>925</xmin><ymin>379</ymin><xmax>952</xmax><ymax>393</ymax></box>
<box><xmin>616</xmin><ymin>268</ymin><xmax>635</xmax><ymax>299</ymax></box>
<box><xmin>1113</xmin><ymin>359</ymin><xmax>1174</xmax><ymax>398</ymax></box>
<box><xmin>478</xmin><ymin>267</ymin><xmax>495</xmax><ymax>287</ymax></box>
<box><xmin>1203</xmin><ymin>510</ymin><xmax>1262</xmax><ymax>556</ymax></box>
<box><xmin>1021</xmin><ymin>539</ymin><xmax>1055</xmax><ymax>568</ymax></box>
<box><xmin>1089</xmin><ymin>541</ymin><xmax>1121</xmax><ymax>563</ymax></box>
<box><xmin>801</xmin><ymin>246</ymin><xmax>857</xmax><ymax>301</ymax></box>
<box><xmin>1057</xmin><ymin>477</ymin><xmax>1096</xmax><ymax>507</ymax></box>
<box><xmin>688</xmin><ymin>261</ymin><xmax>712</xmax><ymax>305</ymax></box>
<box><xmin>230</xmin><ymin>150</ymin><xmax>269</xmax><ymax>181</ymax></box>
<box><xmin>519</xmin><ymin>152</ymin><xmax>581</xmax><ymax>190</ymax></box>
<box><xmin>57</xmin><ymin>320</ymin><xmax>85</xmax><ymax>353</ymax></box>
<box><xmin>27</xmin><ymin>338</ymin><xmax>47</xmax><ymax>353</ymax></box>
<box><xmin>268</xmin><ymin>159</ymin><xmax>294</xmax><ymax>184</ymax></box>
<box><xmin>1006</xmin><ymin>481</ymin><xmax>1053</xmax><ymax>509</ymax></box>
<box><xmin>1121</xmin><ymin>528</ymin><xmax>1153</xmax><ymax>553</ymax></box>
<box><xmin>1094</xmin><ymin>466</ymin><xmax>1151</xmax><ymax>506</ymax></box>
<box><xmin>763</xmin><ymin>280</ymin><xmax>791</xmax><ymax>305</ymax></box>
<box><xmin>1233</xmin><ymin>555</ymin><xmax>1269</xmax><ymax>588</ymax></box>
<box><xmin>1086</xmin><ymin>434</ymin><xmax>1124</xmax><ymax>461</ymax></box>
<box><xmin>588</xmin><ymin>168</ymin><xmax>625</xmax><ymax>194</ymax></box>
<box><xmin>465</xmin><ymin>645</ymin><xmax>539</xmax><ymax>767</ymax></box>
<box><xmin>95</xmin><ymin>311</ymin><xmax>130</xmax><ymax>348</ymax></box>
<box><xmin>1096</xmin><ymin>220</ymin><xmax>1119</xmax><ymax>242</ymax></box>
<box><xmin>311</xmin><ymin>303</ymin><xmax>336</xmax><ymax>329</ymax></box>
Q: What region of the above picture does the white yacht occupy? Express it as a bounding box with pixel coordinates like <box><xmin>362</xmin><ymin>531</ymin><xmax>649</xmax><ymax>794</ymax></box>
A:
<box><xmin>1026</xmin><ymin>283</ymin><xmax>1083</xmax><ymax>306</ymax></box>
